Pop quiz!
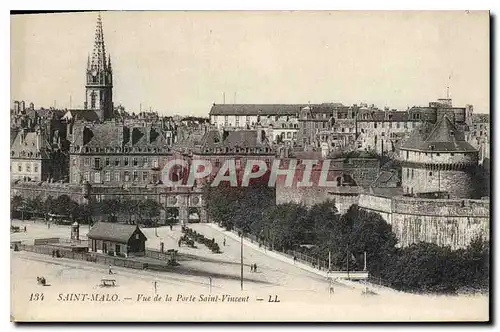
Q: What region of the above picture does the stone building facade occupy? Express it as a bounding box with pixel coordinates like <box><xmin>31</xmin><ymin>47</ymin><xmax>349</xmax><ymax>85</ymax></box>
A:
<box><xmin>68</xmin><ymin>123</ymin><xmax>174</xmax><ymax>185</ymax></box>
<box><xmin>10</xmin><ymin>128</ymin><xmax>68</xmax><ymax>182</ymax></box>
<box><xmin>209</xmin><ymin>104</ymin><xmax>302</xmax><ymax>129</ymax></box>
<box><xmin>191</xmin><ymin>128</ymin><xmax>276</xmax><ymax>182</ymax></box>
<box><xmin>467</xmin><ymin>113</ymin><xmax>490</xmax><ymax>164</ymax></box>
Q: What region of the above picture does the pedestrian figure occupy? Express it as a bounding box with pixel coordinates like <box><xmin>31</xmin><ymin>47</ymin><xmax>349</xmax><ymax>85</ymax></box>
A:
<box><xmin>250</xmin><ymin>264</ymin><xmax>253</xmax><ymax>272</ymax></box>
<box><xmin>24</xmin><ymin>226</ymin><xmax>27</xmax><ymax>232</ymax></box>
<box><xmin>223</xmin><ymin>238</ymin><xmax>226</xmax><ymax>246</ymax></box>
<box><xmin>52</xmin><ymin>250</ymin><xmax>55</xmax><ymax>257</ymax></box>
<box><xmin>178</xmin><ymin>239</ymin><xmax>181</xmax><ymax>247</ymax></box>
<box><xmin>293</xmin><ymin>256</ymin><xmax>297</xmax><ymax>264</ymax></box>
<box><xmin>48</xmin><ymin>223</ymin><xmax>50</xmax><ymax>229</ymax></box>
<box><xmin>170</xmin><ymin>225</ymin><xmax>173</xmax><ymax>231</ymax></box>
<box><xmin>153</xmin><ymin>281</ymin><xmax>158</xmax><ymax>294</ymax></box>
<box><xmin>108</xmin><ymin>264</ymin><xmax>113</xmax><ymax>275</ymax></box>
<box><xmin>253</xmin><ymin>263</ymin><xmax>257</xmax><ymax>273</ymax></box>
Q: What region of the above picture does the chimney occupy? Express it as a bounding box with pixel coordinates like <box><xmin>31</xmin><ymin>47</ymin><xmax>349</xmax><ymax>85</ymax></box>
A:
<box><xmin>256</xmin><ymin>129</ymin><xmax>263</xmax><ymax>144</ymax></box>
<box><xmin>14</xmin><ymin>101</ymin><xmax>20</xmax><ymax>113</ymax></box>
<box><xmin>321</xmin><ymin>142</ymin><xmax>329</xmax><ymax>159</ymax></box>
<box><xmin>36</xmin><ymin>129</ymin><xmax>41</xmax><ymax>151</ymax></box>
<box><xmin>21</xmin><ymin>101</ymin><xmax>25</xmax><ymax>112</ymax></box>
<box><xmin>29</xmin><ymin>102</ymin><xmax>34</xmax><ymax>110</ymax></box>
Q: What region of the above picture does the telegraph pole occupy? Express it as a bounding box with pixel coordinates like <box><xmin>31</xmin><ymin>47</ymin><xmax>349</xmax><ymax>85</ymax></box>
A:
<box><xmin>240</xmin><ymin>232</ymin><xmax>244</xmax><ymax>290</ymax></box>
<box><xmin>328</xmin><ymin>250</ymin><xmax>331</xmax><ymax>271</ymax></box>
<box><xmin>363</xmin><ymin>251</ymin><xmax>367</xmax><ymax>271</ymax></box>
<box><xmin>346</xmin><ymin>244</ymin><xmax>350</xmax><ymax>280</ymax></box>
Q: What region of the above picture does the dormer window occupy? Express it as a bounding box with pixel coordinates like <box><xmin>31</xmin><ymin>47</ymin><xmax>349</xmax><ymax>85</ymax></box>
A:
<box><xmin>450</xmin><ymin>131</ymin><xmax>454</xmax><ymax>136</ymax></box>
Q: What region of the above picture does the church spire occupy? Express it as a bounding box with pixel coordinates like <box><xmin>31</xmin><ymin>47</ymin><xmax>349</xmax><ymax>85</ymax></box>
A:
<box><xmin>90</xmin><ymin>13</ymin><xmax>107</xmax><ymax>72</ymax></box>
<box><xmin>85</xmin><ymin>12</ymin><xmax>113</xmax><ymax>122</ymax></box>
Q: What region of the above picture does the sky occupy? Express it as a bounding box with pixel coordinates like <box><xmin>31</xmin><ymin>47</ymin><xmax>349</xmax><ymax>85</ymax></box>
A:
<box><xmin>10</xmin><ymin>11</ymin><xmax>490</xmax><ymax>116</ymax></box>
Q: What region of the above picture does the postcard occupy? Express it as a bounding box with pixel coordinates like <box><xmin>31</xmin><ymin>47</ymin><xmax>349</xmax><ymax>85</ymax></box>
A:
<box><xmin>10</xmin><ymin>10</ymin><xmax>490</xmax><ymax>322</ymax></box>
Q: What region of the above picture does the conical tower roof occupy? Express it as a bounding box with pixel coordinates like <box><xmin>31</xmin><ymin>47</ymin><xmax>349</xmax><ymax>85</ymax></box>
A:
<box><xmin>90</xmin><ymin>13</ymin><xmax>107</xmax><ymax>72</ymax></box>
<box><xmin>401</xmin><ymin>115</ymin><xmax>476</xmax><ymax>152</ymax></box>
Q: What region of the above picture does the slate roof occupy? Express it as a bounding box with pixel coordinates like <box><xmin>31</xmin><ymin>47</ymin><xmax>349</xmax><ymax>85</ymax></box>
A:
<box><xmin>172</xmin><ymin>129</ymin><xmax>206</xmax><ymax>150</ymax></box>
<box><xmin>72</xmin><ymin>124</ymin><xmax>170</xmax><ymax>150</ymax></box>
<box><xmin>357</xmin><ymin>110</ymin><xmax>410</xmax><ymax>122</ymax></box>
<box><xmin>200</xmin><ymin>129</ymin><xmax>271</xmax><ymax>149</ymax></box>
<box><xmin>63</xmin><ymin>110</ymin><xmax>100</xmax><ymax>122</ymax></box>
<box><xmin>209</xmin><ymin>103</ymin><xmax>352</xmax><ymax>116</ymax></box>
<box><xmin>400</xmin><ymin>115</ymin><xmax>477</xmax><ymax>152</ymax></box>
<box><xmin>10</xmin><ymin>130</ymin><xmax>53</xmax><ymax>159</ymax></box>
<box><xmin>371</xmin><ymin>170</ymin><xmax>400</xmax><ymax>187</ymax></box>
<box><xmin>87</xmin><ymin>222</ymin><xmax>147</xmax><ymax>243</ymax></box>
<box><xmin>210</xmin><ymin>104</ymin><xmax>307</xmax><ymax>116</ymax></box>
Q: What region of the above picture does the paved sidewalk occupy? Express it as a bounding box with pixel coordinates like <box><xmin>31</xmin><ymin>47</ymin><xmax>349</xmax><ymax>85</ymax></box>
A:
<box><xmin>206</xmin><ymin>224</ymin><xmax>330</xmax><ymax>278</ymax></box>
<box><xmin>205</xmin><ymin>223</ymin><xmax>404</xmax><ymax>295</ymax></box>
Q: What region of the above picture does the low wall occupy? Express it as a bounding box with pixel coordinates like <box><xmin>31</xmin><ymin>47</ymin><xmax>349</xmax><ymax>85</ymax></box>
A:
<box><xmin>33</xmin><ymin>238</ymin><xmax>60</xmax><ymax>245</ymax></box>
<box><xmin>357</xmin><ymin>194</ymin><xmax>392</xmax><ymax>223</ymax></box>
<box><xmin>358</xmin><ymin>194</ymin><xmax>490</xmax><ymax>249</ymax></box>
<box><xmin>17</xmin><ymin>243</ymin><xmax>147</xmax><ymax>270</ymax></box>
<box><xmin>277</xmin><ymin>186</ymin><xmax>361</xmax><ymax>214</ymax></box>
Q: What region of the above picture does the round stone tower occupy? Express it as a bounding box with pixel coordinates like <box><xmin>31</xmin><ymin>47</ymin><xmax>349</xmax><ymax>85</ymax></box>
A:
<box><xmin>399</xmin><ymin>115</ymin><xmax>478</xmax><ymax>198</ymax></box>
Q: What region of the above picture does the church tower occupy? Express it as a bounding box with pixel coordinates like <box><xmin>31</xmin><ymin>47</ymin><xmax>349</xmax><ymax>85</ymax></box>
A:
<box><xmin>84</xmin><ymin>14</ymin><xmax>113</xmax><ymax>121</ymax></box>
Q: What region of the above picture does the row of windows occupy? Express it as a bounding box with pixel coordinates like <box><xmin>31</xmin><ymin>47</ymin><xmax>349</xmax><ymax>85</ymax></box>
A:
<box><xmin>210</xmin><ymin>158</ymin><xmax>271</xmax><ymax>168</ymax></box>
<box><xmin>11</xmin><ymin>151</ymin><xmax>42</xmax><ymax>158</ymax></box>
<box><xmin>277</xmin><ymin>132</ymin><xmax>298</xmax><ymax>139</ymax></box>
<box><xmin>404</xmin><ymin>150</ymin><xmax>468</xmax><ymax>159</ymax></box>
<box><xmin>77</xmin><ymin>171</ymin><xmax>159</xmax><ymax>183</ymax></box>
<box><xmin>203</xmin><ymin>147</ymin><xmax>272</xmax><ymax>154</ymax></box>
<box><xmin>333</xmin><ymin>127</ymin><xmax>354</xmax><ymax>133</ymax></box>
<box><xmin>75</xmin><ymin>146</ymin><xmax>169</xmax><ymax>154</ymax></box>
<box><xmin>79</xmin><ymin>157</ymin><xmax>159</xmax><ymax>168</ymax></box>
<box><xmin>13</xmin><ymin>162</ymin><xmax>39</xmax><ymax>173</ymax></box>
<box><xmin>472</xmin><ymin>130</ymin><xmax>486</xmax><ymax>137</ymax></box>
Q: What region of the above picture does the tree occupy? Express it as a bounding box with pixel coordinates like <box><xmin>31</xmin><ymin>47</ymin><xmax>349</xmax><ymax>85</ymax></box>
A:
<box><xmin>120</xmin><ymin>198</ymin><xmax>140</xmax><ymax>224</ymax></box>
<box><xmin>75</xmin><ymin>203</ymin><xmax>93</xmax><ymax>224</ymax></box>
<box><xmin>203</xmin><ymin>183</ymin><xmax>239</xmax><ymax>229</ymax></box>
<box><xmin>24</xmin><ymin>196</ymin><xmax>44</xmax><ymax>218</ymax></box>
<box><xmin>261</xmin><ymin>203</ymin><xmax>309</xmax><ymax>251</ymax></box>
<box><xmin>203</xmin><ymin>180</ymin><xmax>275</xmax><ymax>232</ymax></box>
<box><xmin>52</xmin><ymin>195</ymin><xmax>79</xmax><ymax>221</ymax></box>
<box><xmin>97</xmin><ymin>199</ymin><xmax>122</xmax><ymax>222</ymax></box>
<box><xmin>43</xmin><ymin>196</ymin><xmax>55</xmax><ymax>220</ymax></box>
<box><xmin>11</xmin><ymin>195</ymin><xmax>23</xmax><ymax>219</ymax></box>
<box><xmin>326</xmin><ymin>205</ymin><xmax>398</xmax><ymax>273</ymax></box>
<box><xmin>138</xmin><ymin>199</ymin><xmax>161</xmax><ymax>223</ymax></box>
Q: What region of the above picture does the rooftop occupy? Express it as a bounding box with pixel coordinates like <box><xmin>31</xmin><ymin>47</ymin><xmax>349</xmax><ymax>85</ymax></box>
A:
<box><xmin>400</xmin><ymin>115</ymin><xmax>477</xmax><ymax>153</ymax></box>
<box><xmin>87</xmin><ymin>222</ymin><xmax>147</xmax><ymax>243</ymax></box>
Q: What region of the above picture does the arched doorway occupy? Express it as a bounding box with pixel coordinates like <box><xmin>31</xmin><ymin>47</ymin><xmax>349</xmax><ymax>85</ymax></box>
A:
<box><xmin>188</xmin><ymin>207</ymin><xmax>201</xmax><ymax>223</ymax></box>
<box><xmin>165</xmin><ymin>207</ymin><xmax>179</xmax><ymax>226</ymax></box>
